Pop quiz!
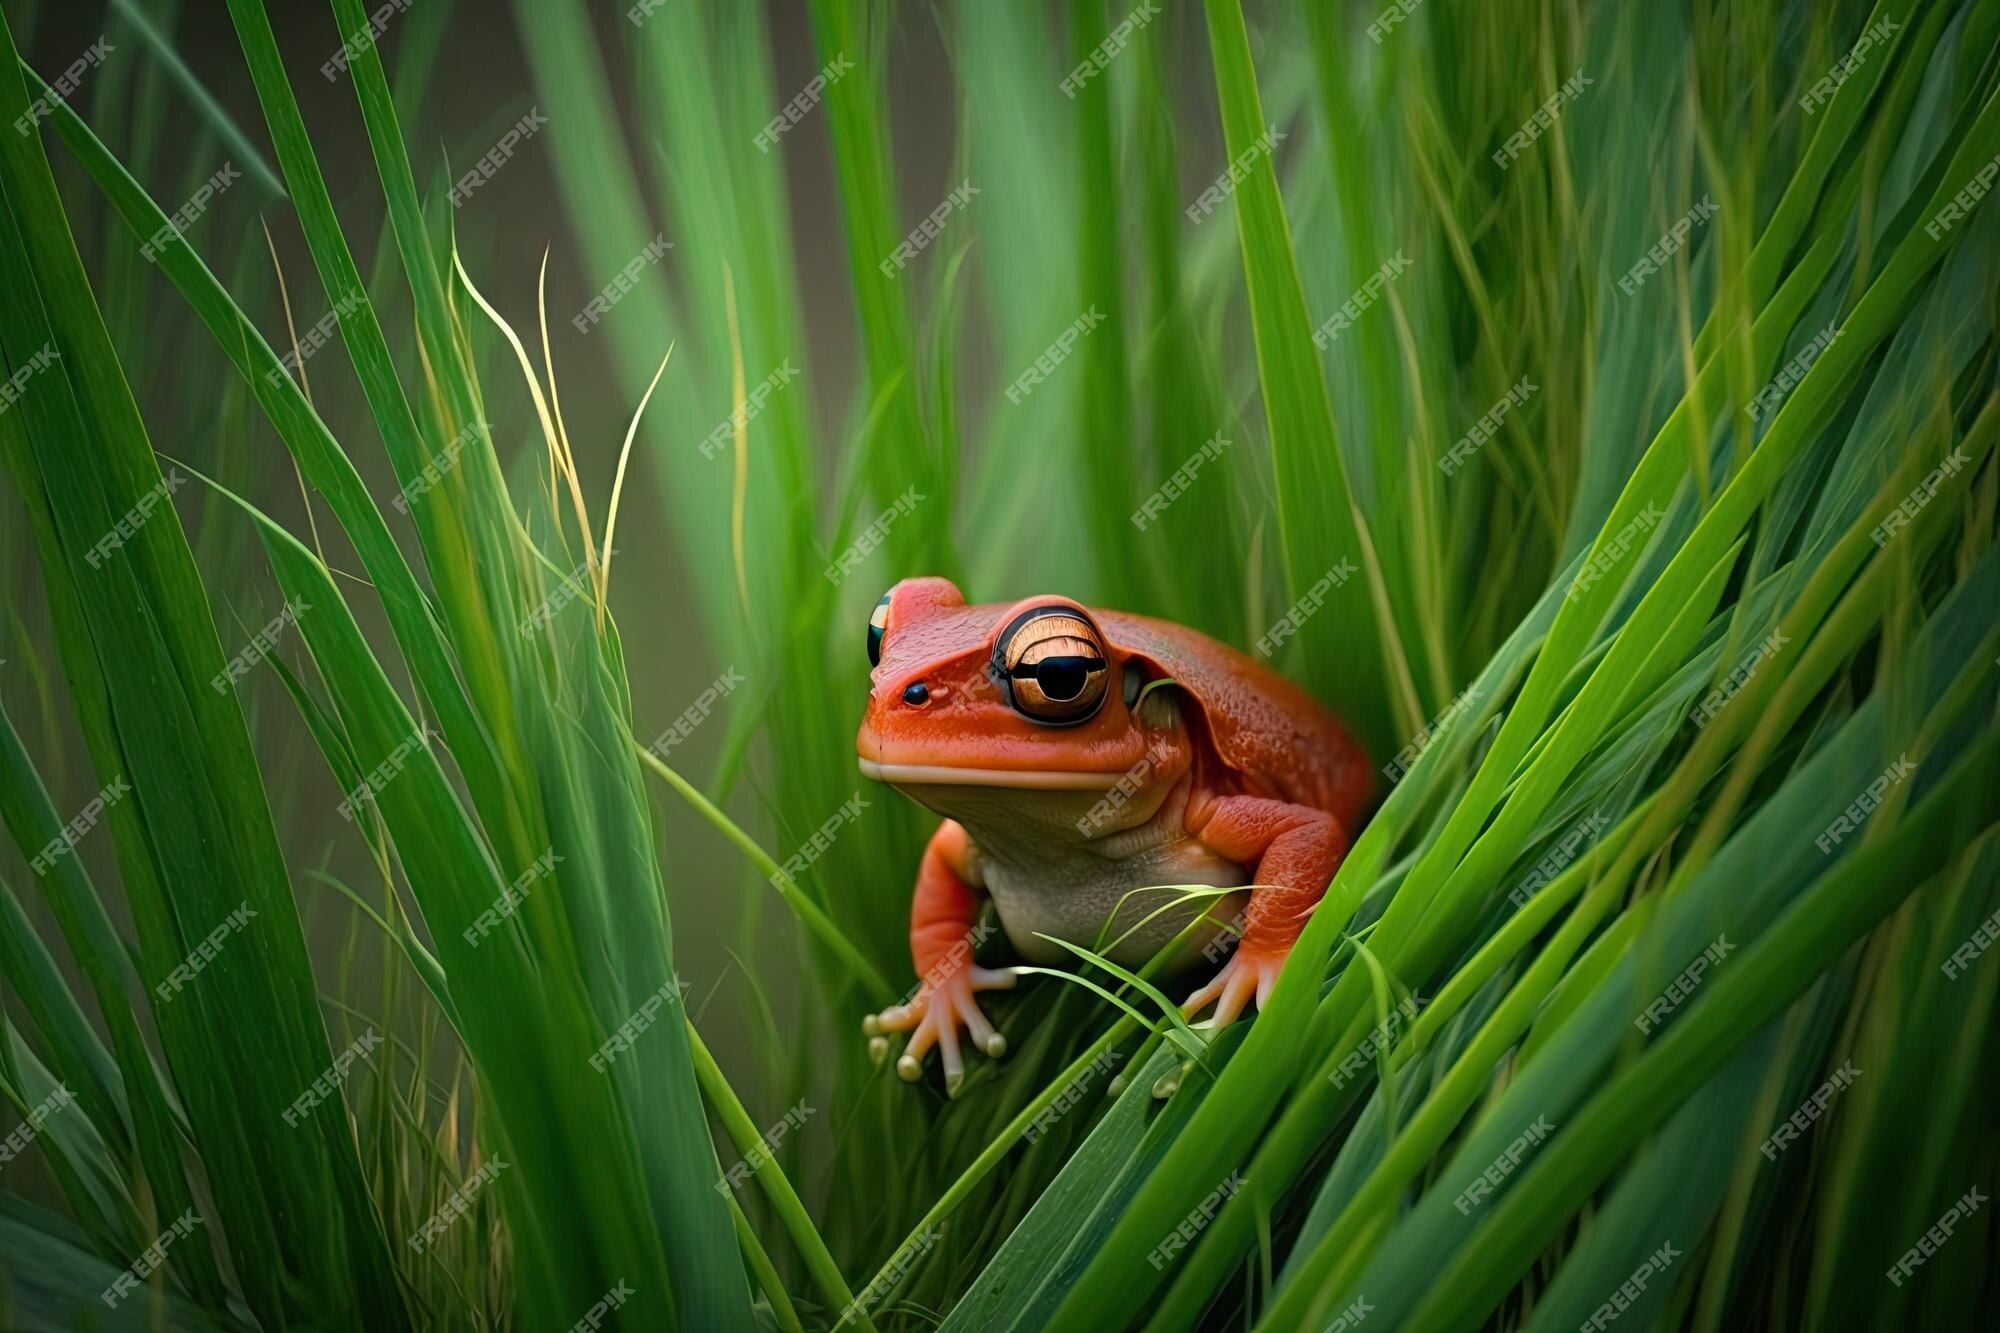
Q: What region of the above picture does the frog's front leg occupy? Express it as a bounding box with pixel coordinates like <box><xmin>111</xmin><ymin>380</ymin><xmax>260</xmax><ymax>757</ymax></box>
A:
<box><xmin>1179</xmin><ymin>794</ymin><xmax>1349</xmax><ymax>1030</ymax></box>
<box><xmin>864</xmin><ymin>819</ymin><xmax>1016</xmax><ymax>1095</ymax></box>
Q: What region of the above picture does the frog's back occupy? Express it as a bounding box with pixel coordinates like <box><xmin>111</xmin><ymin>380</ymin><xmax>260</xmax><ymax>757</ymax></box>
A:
<box><xmin>1100</xmin><ymin>611</ymin><xmax>1375</xmax><ymax>827</ymax></box>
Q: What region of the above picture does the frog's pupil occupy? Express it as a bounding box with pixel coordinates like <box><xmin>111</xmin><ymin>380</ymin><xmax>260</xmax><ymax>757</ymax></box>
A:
<box><xmin>1037</xmin><ymin>657</ymin><xmax>1090</xmax><ymax>701</ymax></box>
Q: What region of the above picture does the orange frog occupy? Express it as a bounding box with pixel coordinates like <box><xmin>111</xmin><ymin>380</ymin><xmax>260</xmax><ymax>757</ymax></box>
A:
<box><xmin>855</xmin><ymin>577</ymin><xmax>1373</xmax><ymax>1094</ymax></box>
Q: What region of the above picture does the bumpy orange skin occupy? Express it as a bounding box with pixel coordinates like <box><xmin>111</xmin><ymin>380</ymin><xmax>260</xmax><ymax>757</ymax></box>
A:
<box><xmin>857</xmin><ymin>577</ymin><xmax>1373</xmax><ymax>1090</ymax></box>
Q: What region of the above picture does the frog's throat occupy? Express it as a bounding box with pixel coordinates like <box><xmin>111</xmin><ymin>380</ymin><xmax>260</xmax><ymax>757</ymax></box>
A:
<box><xmin>857</xmin><ymin>759</ymin><xmax>1121</xmax><ymax>791</ymax></box>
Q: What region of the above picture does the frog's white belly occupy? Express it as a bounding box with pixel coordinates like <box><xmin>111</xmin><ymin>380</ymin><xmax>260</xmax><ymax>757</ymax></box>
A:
<box><xmin>887</xmin><ymin>751</ymin><xmax>1250</xmax><ymax>971</ymax></box>
<box><xmin>971</xmin><ymin>830</ymin><xmax>1250</xmax><ymax>970</ymax></box>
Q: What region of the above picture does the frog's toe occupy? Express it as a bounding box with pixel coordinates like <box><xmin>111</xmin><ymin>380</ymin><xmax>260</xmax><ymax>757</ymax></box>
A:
<box><xmin>967</xmin><ymin>965</ymin><xmax>1021</xmax><ymax>992</ymax></box>
<box><xmin>1205</xmin><ymin>966</ymin><xmax>1259</xmax><ymax>1030</ymax></box>
<box><xmin>895</xmin><ymin>1011</ymin><xmax>936</xmax><ymax>1081</ymax></box>
<box><xmin>1180</xmin><ymin>951</ymin><xmax>1284</xmax><ymax>1033</ymax></box>
<box><xmin>1179</xmin><ymin>969</ymin><xmax>1229</xmax><ymax>1020</ymax></box>
<box><xmin>954</xmin><ymin>987</ymin><xmax>1007</xmax><ymax>1059</ymax></box>
<box><xmin>936</xmin><ymin>1018</ymin><xmax>965</xmax><ymax>1097</ymax></box>
<box><xmin>869</xmin><ymin>999</ymin><xmax>923</xmax><ymax>1035</ymax></box>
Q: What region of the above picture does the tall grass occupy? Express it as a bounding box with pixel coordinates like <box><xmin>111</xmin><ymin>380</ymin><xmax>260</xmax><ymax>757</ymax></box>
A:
<box><xmin>1</xmin><ymin>0</ymin><xmax>1996</xmax><ymax>1330</ymax></box>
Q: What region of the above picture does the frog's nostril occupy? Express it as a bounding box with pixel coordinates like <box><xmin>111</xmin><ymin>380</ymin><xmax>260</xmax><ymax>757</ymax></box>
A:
<box><xmin>902</xmin><ymin>681</ymin><xmax>930</xmax><ymax>706</ymax></box>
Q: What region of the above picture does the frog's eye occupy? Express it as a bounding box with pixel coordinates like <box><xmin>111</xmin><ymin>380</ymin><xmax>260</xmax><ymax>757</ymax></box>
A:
<box><xmin>994</xmin><ymin>607</ymin><xmax>1109</xmax><ymax>725</ymax></box>
<box><xmin>867</xmin><ymin>593</ymin><xmax>892</xmax><ymax>667</ymax></box>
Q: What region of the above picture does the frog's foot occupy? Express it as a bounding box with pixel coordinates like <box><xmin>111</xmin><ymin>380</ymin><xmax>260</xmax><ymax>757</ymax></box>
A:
<box><xmin>1179</xmin><ymin>948</ymin><xmax>1284</xmax><ymax>1033</ymax></box>
<box><xmin>1146</xmin><ymin>951</ymin><xmax>1287</xmax><ymax>1099</ymax></box>
<box><xmin>864</xmin><ymin>965</ymin><xmax>1017</xmax><ymax>1096</ymax></box>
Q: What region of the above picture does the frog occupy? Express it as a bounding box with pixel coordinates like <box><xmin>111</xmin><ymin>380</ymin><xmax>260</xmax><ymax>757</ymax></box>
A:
<box><xmin>855</xmin><ymin>577</ymin><xmax>1373</xmax><ymax>1094</ymax></box>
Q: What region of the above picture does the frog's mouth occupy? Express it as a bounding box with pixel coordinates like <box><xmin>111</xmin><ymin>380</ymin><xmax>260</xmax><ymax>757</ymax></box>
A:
<box><xmin>857</xmin><ymin>759</ymin><xmax>1121</xmax><ymax>791</ymax></box>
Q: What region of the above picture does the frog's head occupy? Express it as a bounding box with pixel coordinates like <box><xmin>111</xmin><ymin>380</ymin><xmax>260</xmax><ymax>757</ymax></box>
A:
<box><xmin>855</xmin><ymin>578</ymin><xmax>1183</xmax><ymax>820</ymax></box>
